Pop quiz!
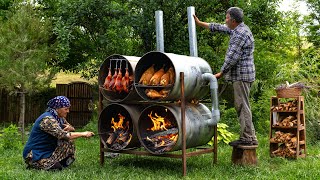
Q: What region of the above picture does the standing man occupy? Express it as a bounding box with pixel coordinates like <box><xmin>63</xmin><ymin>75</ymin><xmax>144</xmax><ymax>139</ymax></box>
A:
<box><xmin>194</xmin><ymin>7</ymin><xmax>258</xmax><ymax>146</ymax></box>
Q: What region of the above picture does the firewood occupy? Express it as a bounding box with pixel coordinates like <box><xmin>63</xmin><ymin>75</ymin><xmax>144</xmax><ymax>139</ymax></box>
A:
<box><xmin>146</xmin><ymin>128</ymin><xmax>178</xmax><ymax>139</ymax></box>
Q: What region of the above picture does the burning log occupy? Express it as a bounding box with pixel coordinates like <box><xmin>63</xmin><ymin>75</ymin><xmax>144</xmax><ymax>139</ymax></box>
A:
<box><xmin>106</xmin><ymin>114</ymin><xmax>132</xmax><ymax>150</ymax></box>
<box><xmin>146</xmin><ymin>128</ymin><xmax>178</xmax><ymax>139</ymax></box>
<box><xmin>141</xmin><ymin>111</ymin><xmax>179</xmax><ymax>154</ymax></box>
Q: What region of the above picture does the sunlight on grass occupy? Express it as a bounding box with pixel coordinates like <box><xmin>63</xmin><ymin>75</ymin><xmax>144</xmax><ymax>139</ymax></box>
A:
<box><xmin>50</xmin><ymin>72</ymin><xmax>97</xmax><ymax>87</ymax></box>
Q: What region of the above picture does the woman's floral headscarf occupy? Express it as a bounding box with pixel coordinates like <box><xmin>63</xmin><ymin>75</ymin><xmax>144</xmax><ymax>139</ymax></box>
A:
<box><xmin>46</xmin><ymin>96</ymin><xmax>71</xmax><ymax>122</ymax></box>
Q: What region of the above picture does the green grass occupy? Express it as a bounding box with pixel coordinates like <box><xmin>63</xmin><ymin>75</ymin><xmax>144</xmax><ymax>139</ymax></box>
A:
<box><xmin>1</xmin><ymin>131</ymin><xmax>320</xmax><ymax>180</ymax></box>
<box><xmin>50</xmin><ymin>71</ymin><xmax>97</xmax><ymax>87</ymax></box>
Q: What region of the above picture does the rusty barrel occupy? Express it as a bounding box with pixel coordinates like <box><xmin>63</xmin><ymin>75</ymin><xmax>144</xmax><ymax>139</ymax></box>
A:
<box><xmin>98</xmin><ymin>103</ymin><xmax>143</xmax><ymax>151</ymax></box>
<box><xmin>134</xmin><ymin>51</ymin><xmax>212</xmax><ymax>102</ymax></box>
<box><xmin>99</xmin><ymin>54</ymin><xmax>141</xmax><ymax>102</ymax></box>
<box><xmin>137</xmin><ymin>103</ymin><xmax>215</xmax><ymax>154</ymax></box>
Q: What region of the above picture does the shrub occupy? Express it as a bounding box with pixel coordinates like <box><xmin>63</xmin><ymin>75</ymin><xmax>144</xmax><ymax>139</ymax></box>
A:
<box><xmin>0</xmin><ymin>124</ymin><xmax>22</xmax><ymax>151</ymax></box>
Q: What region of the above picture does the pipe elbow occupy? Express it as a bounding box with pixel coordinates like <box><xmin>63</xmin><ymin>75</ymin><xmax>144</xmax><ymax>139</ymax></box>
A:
<box><xmin>202</xmin><ymin>73</ymin><xmax>218</xmax><ymax>89</ymax></box>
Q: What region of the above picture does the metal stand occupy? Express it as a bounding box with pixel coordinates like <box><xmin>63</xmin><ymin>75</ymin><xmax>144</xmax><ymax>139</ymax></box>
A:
<box><xmin>99</xmin><ymin>72</ymin><xmax>217</xmax><ymax>176</ymax></box>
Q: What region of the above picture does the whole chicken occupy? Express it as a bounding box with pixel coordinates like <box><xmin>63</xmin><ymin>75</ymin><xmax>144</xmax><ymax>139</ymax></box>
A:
<box><xmin>103</xmin><ymin>68</ymin><xmax>112</xmax><ymax>90</ymax></box>
<box><xmin>139</xmin><ymin>64</ymin><xmax>155</xmax><ymax>85</ymax></box>
<box><xmin>108</xmin><ymin>68</ymin><xmax>118</xmax><ymax>90</ymax></box>
<box><xmin>145</xmin><ymin>89</ymin><xmax>166</xmax><ymax>99</ymax></box>
<box><xmin>167</xmin><ymin>67</ymin><xmax>175</xmax><ymax>84</ymax></box>
<box><xmin>114</xmin><ymin>68</ymin><xmax>123</xmax><ymax>92</ymax></box>
<box><xmin>149</xmin><ymin>65</ymin><xmax>165</xmax><ymax>85</ymax></box>
<box><xmin>160</xmin><ymin>70</ymin><xmax>170</xmax><ymax>86</ymax></box>
<box><xmin>122</xmin><ymin>68</ymin><xmax>130</xmax><ymax>93</ymax></box>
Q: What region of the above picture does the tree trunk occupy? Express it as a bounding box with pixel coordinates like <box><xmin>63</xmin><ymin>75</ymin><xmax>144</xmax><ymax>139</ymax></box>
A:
<box><xmin>18</xmin><ymin>91</ymin><xmax>26</xmax><ymax>143</ymax></box>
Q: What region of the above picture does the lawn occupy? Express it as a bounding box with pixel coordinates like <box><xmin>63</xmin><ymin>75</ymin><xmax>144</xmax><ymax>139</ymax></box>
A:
<box><xmin>50</xmin><ymin>71</ymin><xmax>97</xmax><ymax>87</ymax></box>
<box><xmin>1</xmin><ymin>126</ymin><xmax>320</xmax><ymax>180</ymax></box>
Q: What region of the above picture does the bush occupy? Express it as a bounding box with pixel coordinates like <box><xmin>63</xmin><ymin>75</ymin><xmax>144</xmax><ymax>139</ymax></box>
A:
<box><xmin>0</xmin><ymin>124</ymin><xmax>22</xmax><ymax>151</ymax></box>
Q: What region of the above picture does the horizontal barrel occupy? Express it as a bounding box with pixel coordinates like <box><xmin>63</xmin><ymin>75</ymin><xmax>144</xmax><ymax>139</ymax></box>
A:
<box><xmin>137</xmin><ymin>103</ymin><xmax>215</xmax><ymax>154</ymax></box>
<box><xmin>134</xmin><ymin>51</ymin><xmax>212</xmax><ymax>102</ymax></box>
<box><xmin>99</xmin><ymin>54</ymin><xmax>141</xmax><ymax>102</ymax></box>
<box><xmin>98</xmin><ymin>103</ymin><xmax>143</xmax><ymax>151</ymax></box>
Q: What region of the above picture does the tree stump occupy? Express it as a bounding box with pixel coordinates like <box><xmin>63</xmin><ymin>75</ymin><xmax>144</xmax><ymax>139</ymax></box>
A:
<box><xmin>231</xmin><ymin>145</ymin><xmax>258</xmax><ymax>165</ymax></box>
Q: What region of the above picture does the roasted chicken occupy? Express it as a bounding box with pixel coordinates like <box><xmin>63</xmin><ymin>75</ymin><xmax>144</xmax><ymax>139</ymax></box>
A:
<box><xmin>108</xmin><ymin>68</ymin><xmax>117</xmax><ymax>90</ymax></box>
<box><xmin>114</xmin><ymin>68</ymin><xmax>123</xmax><ymax>92</ymax></box>
<box><xmin>139</xmin><ymin>64</ymin><xmax>155</xmax><ymax>85</ymax></box>
<box><xmin>104</xmin><ymin>68</ymin><xmax>112</xmax><ymax>90</ymax></box>
<box><xmin>167</xmin><ymin>67</ymin><xmax>175</xmax><ymax>84</ymax></box>
<box><xmin>122</xmin><ymin>68</ymin><xmax>130</xmax><ymax>93</ymax></box>
<box><xmin>149</xmin><ymin>66</ymin><xmax>165</xmax><ymax>85</ymax></box>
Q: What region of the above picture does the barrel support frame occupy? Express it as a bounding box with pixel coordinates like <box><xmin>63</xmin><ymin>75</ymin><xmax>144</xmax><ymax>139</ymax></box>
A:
<box><xmin>98</xmin><ymin>72</ymin><xmax>218</xmax><ymax>176</ymax></box>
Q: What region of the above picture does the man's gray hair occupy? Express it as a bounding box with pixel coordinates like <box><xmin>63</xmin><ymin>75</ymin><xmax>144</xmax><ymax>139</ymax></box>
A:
<box><xmin>226</xmin><ymin>7</ymin><xmax>244</xmax><ymax>23</ymax></box>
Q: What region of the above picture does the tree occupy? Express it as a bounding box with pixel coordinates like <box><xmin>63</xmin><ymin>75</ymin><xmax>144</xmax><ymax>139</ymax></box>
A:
<box><xmin>305</xmin><ymin>0</ymin><xmax>320</xmax><ymax>47</ymax></box>
<box><xmin>0</xmin><ymin>3</ymin><xmax>54</xmax><ymax>141</ymax></box>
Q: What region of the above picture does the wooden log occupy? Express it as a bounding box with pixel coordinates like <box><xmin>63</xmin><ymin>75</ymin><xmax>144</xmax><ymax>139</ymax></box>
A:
<box><xmin>232</xmin><ymin>145</ymin><xmax>258</xmax><ymax>166</ymax></box>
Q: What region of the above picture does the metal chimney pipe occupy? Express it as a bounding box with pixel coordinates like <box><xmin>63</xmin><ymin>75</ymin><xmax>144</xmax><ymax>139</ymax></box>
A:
<box><xmin>155</xmin><ymin>10</ymin><xmax>164</xmax><ymax>52</ymax></box>
<box><xmin>187</xmin><ymin>6</ymin><xmax>198</xmax><ymax>57</ymax></box>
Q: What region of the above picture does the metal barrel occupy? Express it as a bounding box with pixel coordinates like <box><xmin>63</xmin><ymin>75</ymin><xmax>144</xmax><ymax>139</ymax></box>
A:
<box><xmin>134</xmin><ymin>51</ymin><xmax>212</xmax><ymax>102</ymax></box>
<box><xmin>137</xmin><ymin>103</ymin><xmax>215</xmax><ymax>154</ymax></box>
<box><xmin>98</xmin><ymin>103</ymin><xmax>143</xmax><ymax>151</ymax></box>
<box><xmin>99</xmin><ymin>54</ymin><xmax>141</xmax><ymax>102</ymax></box>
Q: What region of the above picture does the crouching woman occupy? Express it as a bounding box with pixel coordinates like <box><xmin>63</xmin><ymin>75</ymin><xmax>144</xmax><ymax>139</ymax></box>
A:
<box><xmin>23</xmin><ymin>96</ymin><xmax>95</xmax><ymax>170</ymax></box>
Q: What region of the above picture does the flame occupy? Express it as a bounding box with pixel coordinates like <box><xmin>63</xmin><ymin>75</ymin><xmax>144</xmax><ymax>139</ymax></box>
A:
<box><xmin>111</xmin><ymin>113</ymin><xmax>126</xmax><ymax>131</ymax></box>
<box><xmin>145</xmin><ymin>110</ymin><xmax>178</xmax><ymax>149</ymax></box>
<box><xmin>148</xmin><ymin>111</ymin><xmax>171</xmax><ymax>131</ymax></box>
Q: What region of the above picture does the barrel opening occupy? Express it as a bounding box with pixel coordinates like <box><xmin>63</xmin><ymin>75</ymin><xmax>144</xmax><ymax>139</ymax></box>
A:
<box><xmin>138</xmin><ymin>105</ymin><xmax>179</xmax><ymax>154</ymax></box>
<box><xmin>134</xmin><ymin>52</ymin><xmax>175</xmax><ymax>101</ymax></box>
<box><xmin>99</xmin><ymin>55</ymin><xmax>134</xmax><ymax>102</ymax></box>
<box><xmin>99</xmin><ymin>104</ymin><xmax>136</xmax><ymax>151</ymax></box>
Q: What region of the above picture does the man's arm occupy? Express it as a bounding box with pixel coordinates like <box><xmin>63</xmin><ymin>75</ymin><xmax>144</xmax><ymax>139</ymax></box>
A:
<box><xmin>193</xmin><ymin>15</ymin><xmax>210</xmax><ymax>29</ymax></box>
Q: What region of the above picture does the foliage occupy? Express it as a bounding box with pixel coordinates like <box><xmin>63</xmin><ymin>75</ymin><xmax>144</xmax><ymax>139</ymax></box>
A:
<box><xmin>305</xmin><ymin>0</ymin><xmax>320</xmax><ymax>48</ymax></box>
<box><xmin>0</xmin><ymin>124</ymin><xmax>22</xmax><ymax>151</ymax></box>
<box><xmin>0</xmin><ymin>3</ymin><xmax>55</xmax><ymax>93</ymax></box>
<box><xmin>208</xmin><ymin>123</ymin><xmax>235</xmax><ymax>146</ymax></box>
<box><xmin>37</xmin><ymin>0</ymin><xmax>141</xmax><ymax>78</ymax></box>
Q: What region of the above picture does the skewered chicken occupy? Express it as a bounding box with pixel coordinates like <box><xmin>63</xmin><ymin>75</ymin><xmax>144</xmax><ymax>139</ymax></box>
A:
<box><xmin>149</xmin><ymin>65</ymin><xmax>165</xmax><ymax>85</ymax></box>
<box><xmin>104</xmin><ymin>68</ymin><xmax>112</xmax><ymax>90</ymax></box>
<box><xmin>114</xmin><ymin>68</ymin><xmax>123</xmax><ymax>92</ymax></box>
<box><xmin>108</xmin><ymin>68</ymin><xmax>117</xmax><ymax>90</ymax></box>
<box><xmin>139</xmin><ymin>64</ymin><xmax>155</xmax><ymax>85</ymax></box>
<box><xmin>122</xmin><ymin>68</ymin><xmax>130</xmax><ymax>93</ymax></box>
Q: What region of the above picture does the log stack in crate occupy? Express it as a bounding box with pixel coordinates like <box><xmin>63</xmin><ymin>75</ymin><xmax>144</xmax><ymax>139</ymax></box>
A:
<box><xmin>269</xmin><ymin>96</ymin><xmax>306</xmax><ymax>158</ymax></box>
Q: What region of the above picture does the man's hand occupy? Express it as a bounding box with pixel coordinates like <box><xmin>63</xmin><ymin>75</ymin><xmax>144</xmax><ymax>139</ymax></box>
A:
<box><xmin>63</xmin><ymin>124</ymin><xmax>75</xmax><ymax>132</ymax></box>
<box><xmin>193</xmin><ymin>14</ymin><xmax>200</xmax><ymax>25</ymax></box>
<box><xmin>193</xmin><ymin>14</ymin><xmax>209</xmax><ymax>29</ymax></box>
<box><xmin>214</xmin><ymin>72</ymin><xmax>223</xmax><ymax>79</ymax></box>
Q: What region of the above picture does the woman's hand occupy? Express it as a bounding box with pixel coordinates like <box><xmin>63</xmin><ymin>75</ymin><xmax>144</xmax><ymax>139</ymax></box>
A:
<box><xmin>63</xmin><ymin>124</ymin><xmax>75</xmax><ymax>132</ymax></box>
<box><xmin>82</xmin><ymin>131</ymin><xmax>95</xmax><ymax>138</ymax></box>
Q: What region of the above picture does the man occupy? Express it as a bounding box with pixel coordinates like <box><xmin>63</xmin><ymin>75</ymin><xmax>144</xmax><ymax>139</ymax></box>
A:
<box><xmin>194</xmin><ymin>7</ymin><xmax>258</xmax><ymax>146</ymax></box>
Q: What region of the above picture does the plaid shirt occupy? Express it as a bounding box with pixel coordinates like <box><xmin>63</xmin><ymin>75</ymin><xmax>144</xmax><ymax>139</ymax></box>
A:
<box><xmin>209</xmin><ymin>22</ymin><xmax>255</xmax><ymax>82</ymax></box>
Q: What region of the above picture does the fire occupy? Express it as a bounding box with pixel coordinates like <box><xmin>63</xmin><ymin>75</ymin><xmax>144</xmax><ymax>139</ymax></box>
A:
<box><xmin>144</xmin><ymin>111</ymin><xmax>178</xmax><ymax>152</ymax></box>
<box><xmin>107</xmin><ymin>113</ymin><xmax>132</xmax><ymax>150</ymax></box>
<box><xmin>111</xmin><ymin>113</ymin><xmax>125</xmax><ymax>131</ymax></box>
<box><xmin>148</xmin><ymin>111</ymin><xmax>171</xmax><ymax>131</ymax></box>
